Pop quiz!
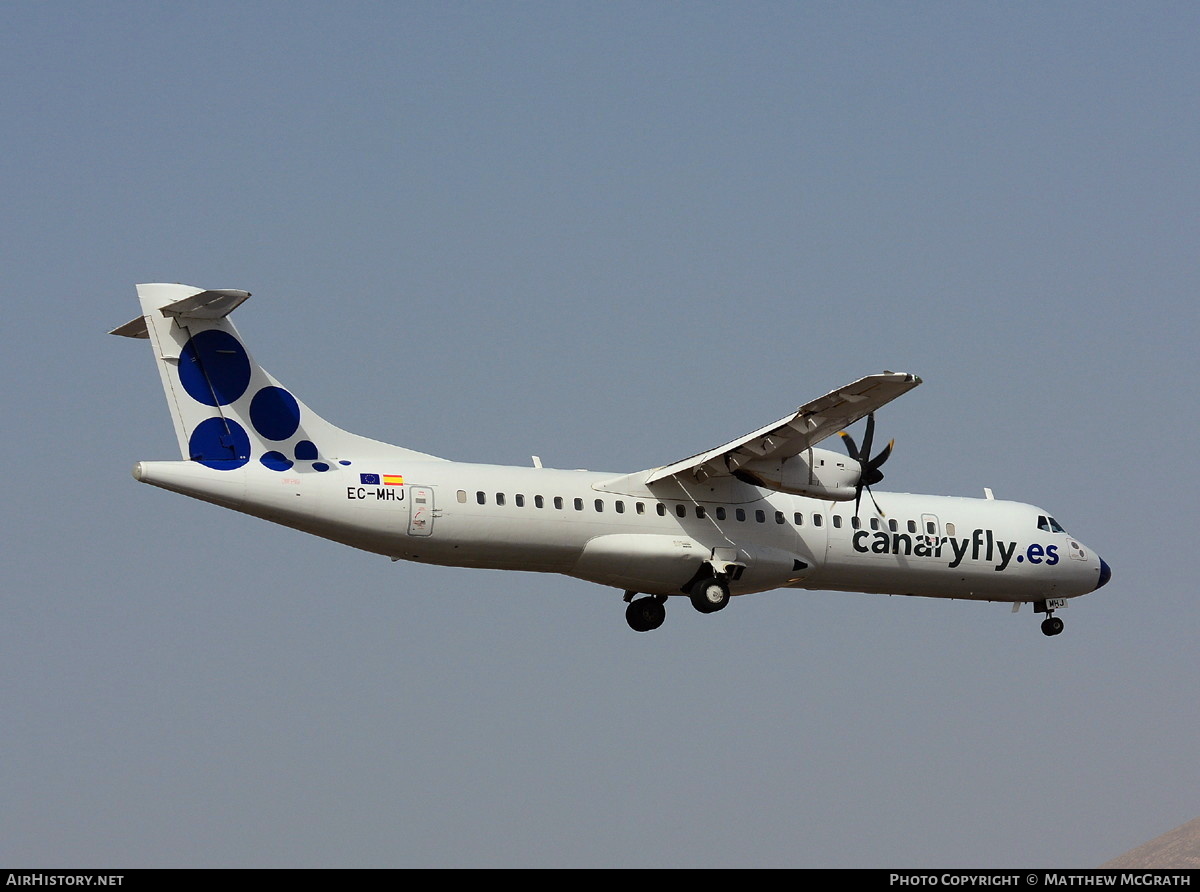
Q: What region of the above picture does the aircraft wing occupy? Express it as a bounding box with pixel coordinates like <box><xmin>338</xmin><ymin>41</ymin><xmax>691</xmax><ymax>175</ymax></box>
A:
<box><xmin>645</xmin><ymin>371</ymin><xmax>921</xmax><ymax>485</ymax></box>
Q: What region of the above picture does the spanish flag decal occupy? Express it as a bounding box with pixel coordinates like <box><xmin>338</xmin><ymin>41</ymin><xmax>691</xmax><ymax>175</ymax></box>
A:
<box><xmin>382</xmin><ymin>474</ymin><xmax>404</xmax><ymax>486</ymax></box>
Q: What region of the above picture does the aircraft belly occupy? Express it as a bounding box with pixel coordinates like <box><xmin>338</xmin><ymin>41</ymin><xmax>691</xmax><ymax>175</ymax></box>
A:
<box><xmin>403</xmin><ymin>513</ymin><xmax>584</xmax><ymax>572</ymax></box>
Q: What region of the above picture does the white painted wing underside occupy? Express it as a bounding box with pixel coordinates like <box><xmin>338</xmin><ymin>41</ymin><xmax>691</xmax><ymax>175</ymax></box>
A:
<box><xmin>645</xmin><ymin>371</ymin><xmax>921</xmax><ymax>484</ymax></box>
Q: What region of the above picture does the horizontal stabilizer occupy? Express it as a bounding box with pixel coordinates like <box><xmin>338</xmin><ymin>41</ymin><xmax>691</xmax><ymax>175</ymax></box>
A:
<box><xmin>160</xmin><ymin>288</ymin><xmax>251</xmax><ymax>319</ymax></box>
<box><xmin>109</xmin><ymin>288</ymin><xmax>252</xmax><ymax>339</ymax></box>
<box><xmin>109</xmin><ymin>316</ymin><xmax>151</xmax><ymax>339</ymax></box>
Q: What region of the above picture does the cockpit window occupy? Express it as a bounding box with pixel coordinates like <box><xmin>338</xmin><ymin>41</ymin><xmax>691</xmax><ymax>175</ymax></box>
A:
<box><xmin>1037</xmin><ymin>515</ymin><xmax>1066</xmax><ymax>533</ymax></box>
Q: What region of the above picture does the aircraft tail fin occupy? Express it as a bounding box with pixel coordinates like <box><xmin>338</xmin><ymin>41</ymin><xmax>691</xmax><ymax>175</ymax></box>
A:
<box><xmin>113</xmin><ymin>283</ymin><xmax>442</xmax><ymax>469</ymax></box>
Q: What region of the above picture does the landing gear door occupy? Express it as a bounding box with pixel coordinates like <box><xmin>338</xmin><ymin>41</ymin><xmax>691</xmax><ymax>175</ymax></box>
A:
<box><xmin>408</xmin><ymin>486</ymin><xmax>434</xmax><ymax>537</ymax></box>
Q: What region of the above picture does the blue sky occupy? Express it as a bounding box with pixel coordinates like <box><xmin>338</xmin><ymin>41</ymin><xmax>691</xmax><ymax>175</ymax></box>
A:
<box><xmin>2</xmin><ymin>2</ymin><xmax>1197</xmax><ymax>867</ymax></box>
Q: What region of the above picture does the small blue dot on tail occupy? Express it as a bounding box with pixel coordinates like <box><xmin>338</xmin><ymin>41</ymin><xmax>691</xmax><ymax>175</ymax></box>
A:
<box><xmin>260</xmin><ymin>451</ymin><xmax>294</xmax><ymax>472</ymax></box>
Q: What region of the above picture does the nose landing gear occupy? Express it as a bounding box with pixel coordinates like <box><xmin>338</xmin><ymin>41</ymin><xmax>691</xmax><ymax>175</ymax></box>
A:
<box><xmin>1034</xmin><ymin>599</ymin><xmax>1065</xmax><ymax>636</ymax></box>
<box><xmin>1040</xmin><ymin>615</ymin><xmax>1064</xmax><ymax>636</ymax></box>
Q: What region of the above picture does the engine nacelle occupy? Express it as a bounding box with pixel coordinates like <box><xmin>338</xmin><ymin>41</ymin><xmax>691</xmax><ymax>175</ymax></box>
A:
<box><xmin>731</xmin><ymin>446</ymin><xmax>859</xmax><ymax>500</ymax></box>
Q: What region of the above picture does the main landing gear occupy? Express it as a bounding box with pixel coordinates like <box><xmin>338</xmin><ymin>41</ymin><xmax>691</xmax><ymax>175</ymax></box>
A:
<box><xmin>623</xmin><ymin>575</ymin><xmax>732</xmax><ymax>632</ymax></box>
<box><xmin>624</xmin><ymin>594</ymin><xmax>666</xmax><ymax>632</ymax></box>
<box><xmin>1034</xmin><ymin>599</ymin><xmax>1065</xmax><ymax>637</ymax></box>
<box><xmin>690</xmin><ymin>576</ymin><xmax>730</xmax><ymax>614</ymax></box>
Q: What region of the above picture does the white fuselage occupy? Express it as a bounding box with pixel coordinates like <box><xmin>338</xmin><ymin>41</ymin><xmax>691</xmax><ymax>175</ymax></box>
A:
<box><xmin>115</xmin><ymin>283</ymin><xmax>1110</xmax><ymax>634</ymax></box>
<box><xmin>134</xmin><ymin>457</ymin><xmax>1106</xmax><ymax>605</ymax></box>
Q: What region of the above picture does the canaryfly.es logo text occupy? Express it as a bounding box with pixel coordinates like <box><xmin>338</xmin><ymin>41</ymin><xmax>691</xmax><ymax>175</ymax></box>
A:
<box><xmin>852</xmin><ymin>527</ymin><xmax>1060</xmax><ymax>572</ymax></box>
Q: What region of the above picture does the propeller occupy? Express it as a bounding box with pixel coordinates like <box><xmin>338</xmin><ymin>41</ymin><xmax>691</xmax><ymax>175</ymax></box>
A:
<box><xmin>838</xmin><ymin>412</ymin><xmax>894</xmax><ymax>517</ymax></box>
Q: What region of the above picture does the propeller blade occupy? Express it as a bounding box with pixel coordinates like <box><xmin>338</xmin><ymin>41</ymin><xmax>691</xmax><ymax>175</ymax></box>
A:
<box><xmin>839</xmin><ymin>430</ymin><xmax>860</xmax><ymax>462</ymax></box>
<box><xmin>868</xmin><ymin>439</ymin><xmax>894</xmax><ymax>472</ymax></box>
<box><xmin>861</xmin><ymin>413</ymin><xmax>876</xmax><ymax>460</ymax></box>
<box><xmin>866</xmin><ymin>484</ymin><xmax>884</xmax><ymax>517</ymax></box>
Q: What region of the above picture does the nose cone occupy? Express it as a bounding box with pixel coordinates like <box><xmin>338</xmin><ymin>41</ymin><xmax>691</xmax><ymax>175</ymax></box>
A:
<box><xmin>1096</xmin><ymin>557</ymin><xmax>1112</xmax><ymax>590</ymax></box>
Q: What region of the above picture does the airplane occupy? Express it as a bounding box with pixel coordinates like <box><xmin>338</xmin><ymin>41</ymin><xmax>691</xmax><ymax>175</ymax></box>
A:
<box><xmin>112</xmin><ymin>283</ymin><xmax>1111</xmax><ymax>636</ymax></box>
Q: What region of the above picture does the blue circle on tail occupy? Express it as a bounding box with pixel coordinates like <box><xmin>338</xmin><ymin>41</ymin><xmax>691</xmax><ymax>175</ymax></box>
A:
<box><xmin>250</xmin><ymin>386</ymin><xmax>301</xmax><ymax>441</ymax></box>
<box><xmin>179</xmin><ymin>330</ymin><xmax>252</xmax><ymax>406</ymax></box>
<box><xmin>189</xmin><ymin>418</ymin><xmax>251</xmax><ymax>469</ymax></box>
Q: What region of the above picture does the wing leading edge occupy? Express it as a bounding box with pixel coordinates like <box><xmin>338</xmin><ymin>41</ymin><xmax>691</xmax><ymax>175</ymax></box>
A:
<box><xmin>644</xmin><ymin>371</ymin><xmax>921</xmax><ymax>485</ymax></box>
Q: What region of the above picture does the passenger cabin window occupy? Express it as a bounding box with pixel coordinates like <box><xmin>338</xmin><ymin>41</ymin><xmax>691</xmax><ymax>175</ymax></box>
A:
<box><xmin>636</xmin><ymin>502</ymin><xmax>646</xmax><ymax>515</ymax></box>
<box><xmin>813</xmin><ymin>514</ymin><xmax>823</xmax><ymax>527</ymax></box>
<box><xmin>495</xmin><ymin>493</ymin><xmax>506</xmax><ymax>506</ymax></box>
<box><xmin>907</xmin><ymin>520</ymin><xmax>917</xmax><ymax>533</ymax></box>
<box><xmin>794</xmin><ymin>512</ymin><xmax>804</xmax><ymax>525</ymax></box>
<box><xmin>573</xmin><ymin>498</ymin><xmax>583</xmax><ymax>511</ymax></box>
<box><xmin>832</xmin><ymin>515</ymin><xmax>842</xmax><ymax>528</ymax></box>
<box><xmin>457</xmin><ymin>490</ymin><xmax>467</xmax><ymax>503</ymax></box>
<box><xmin>736</xmin><ymin>508</ymin><xmax>746</xmax><ymax>522</ymax></box>
<box><xmin>615</xmin><ymin>501</ymin><xmax>625</xmax><ymax>514</ymax></box>
<box><xmin>594</xmin><ymin>499</ymin><xmax>604</xmax><ymax>512</ymax></box>
<box><xmin>755</xmin><ymin>510</ymin><xmax>766</xmax><ymax>523</ymax></box>
<box><xmin>676</xmin><ymin>504</ymin><xmax>687</xmax><ymax>518</ymax></box>
<box><xmin>535</xmin><ymin>495</ymin><xmax>544</xmax><ymax>508</ymax></box>
<box><xmin>656</xmin><ymin>504</ymin><xmax>666</xmax><ymax>517</ymax></box>
<box><xmin>946</xmin><ymin>522</ymin><xmax>956</xmax><ymax>536</ymax></box>
<box><xmin>554</xmin><ymin>496</ymin><xmax>564</xmax><ymax>510</ymax></box>
<box><xmin>888</xmin><ymin>519</ymin><xmax>898</xmax><ymax>532</ymax></box>
<box><xmin>476</xmin><ymin>491</ymin><xmax>486</xmax><ymax>505</ymax></box>
<box><xmin>515</xmin><ymin>494</ymin><xmax>525</xmax><ymax>507</ymax></box>
<box><xmin>695</xmin><ymin>506</ymin><xmax>706</xmax><ymax>519</ymax></box>
<box><xmin>715</xmin><ymin>507</ymin><xmax>726</xmax><ymax>520</ymax></box>
<box><xmin>871</xmin><ymin>518</ymin><xmax>880</xmax><ymax>531</ymax></box>
<box><xmin>775</xmin><ymin>511</ymin><xmax>785</xmax><ymax>525</ymax></box>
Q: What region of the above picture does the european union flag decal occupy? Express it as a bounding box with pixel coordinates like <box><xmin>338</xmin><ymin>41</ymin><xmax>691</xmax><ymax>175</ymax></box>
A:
<box><xmin>360</xmin><ymin>473</ymin><xmax>380</xmax><ymax>485</ymax></box>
